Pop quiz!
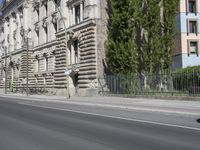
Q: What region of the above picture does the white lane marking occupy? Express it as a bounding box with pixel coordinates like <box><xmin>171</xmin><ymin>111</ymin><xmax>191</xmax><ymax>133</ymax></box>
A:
<box><xmin>63</xmin><ymin>101</ymin><xmax>200</xmax><ymax>116</ymax></box>
<box><xmin>18</xmin><ymin>102</ymin><xmax>200</xmax><ymax>131</ymax></box>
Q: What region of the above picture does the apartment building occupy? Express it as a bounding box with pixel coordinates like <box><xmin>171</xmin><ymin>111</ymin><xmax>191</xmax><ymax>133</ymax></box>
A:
<box><xmin>173</xmin><ymin>0</ymin><xmax>200</xmax><ymax>69</ymax></box>
<box><xmin>0</xmin><ymin>0</ymin><xmax>108</xmax><ymax>96</ymax></box>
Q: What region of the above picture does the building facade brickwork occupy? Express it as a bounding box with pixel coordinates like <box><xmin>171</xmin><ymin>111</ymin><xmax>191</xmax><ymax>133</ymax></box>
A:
<box><xmin>0</xmin><ymin>0</ymin><xmax>109</xmax><ymax>96</ymax></box>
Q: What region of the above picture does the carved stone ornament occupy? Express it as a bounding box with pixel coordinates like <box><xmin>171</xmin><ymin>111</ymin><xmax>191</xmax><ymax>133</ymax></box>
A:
<box><xmin>1</xmin><ymin>26</ymin><xmax>4</xmax><ymax>32</ymax></box>
<box><xmin>34</xmin><ymin>23</ymin><xmax>39</xmax><ymax>32</ymax></box>
<box><xmin>33</xmin><ymin>0</ymin><xmax>40</xmax><ymax>10</ymax></box>
<box><xmin>42</xmin><ymin>18</ymin><xmax>48</xmax><ymax>28</ymax></box>
<box><xmin>51</xmin><ymin>13</ymin><xmax>58</xmax><ymax>24</ymax></box>
<box><xmin>33</xmin><ymin>5</ymin><xmax>39</xmax><ymax>12</ymax></box>
<box><xmin>41</xmin><ymin>0</ymin><xmax>47</xmax><ymax>6</ymax></box>
<box><xmin>20</xmin><ymin>27</ymin><xmax>24</xmax><ymax>37</ymax></box>
<box><xmin>13</xmin><ymin>30</ymin><xmax>17</xmax><ymax>40</ymax></box>
<box><xmin>11</xmin><ymin>11</ymin><xmax>16</xmax><ymax>18</ymax></box>
<box><xmin>7</xmin><ymin>35</ymin><xmax>10</xmax><ymax>43</ymax></box>
<box><xmin>23</xmin><ymin>0</ymin><xmax>32</xmax><ymax>8</ymax></box>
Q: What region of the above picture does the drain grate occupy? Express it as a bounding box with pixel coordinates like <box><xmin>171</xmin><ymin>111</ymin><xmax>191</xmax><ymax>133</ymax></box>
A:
<box><xmin>197</xmin><ymin>119</ymin><xmax>200</xmax><ymax>123</ymax></box>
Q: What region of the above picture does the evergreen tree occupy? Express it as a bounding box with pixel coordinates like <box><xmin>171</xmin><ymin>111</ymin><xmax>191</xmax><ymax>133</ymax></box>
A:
<box><xmin>107</xmin><ymin>0</ymin><xmax>179</xmax><ymax>74</ymax></box>
<box><xmin>106</xmin><ymin>0</ymin><xmax>137</xmax><ymax>74</ymax></box>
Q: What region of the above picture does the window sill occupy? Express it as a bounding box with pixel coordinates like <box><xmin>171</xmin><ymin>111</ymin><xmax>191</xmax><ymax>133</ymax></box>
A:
<box><xmin>187</xmin><ymin>33</ymin><xmax>198</xmax><ymax>36</ymax></box>
<box><xmin>34</xmin><ymin>71</ymin><xmax>55</xmax><ymax>76</ymax></box>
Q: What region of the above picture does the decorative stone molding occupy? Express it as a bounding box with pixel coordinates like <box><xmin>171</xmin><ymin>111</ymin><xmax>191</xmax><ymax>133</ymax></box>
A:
<box><xmin>16</xmin><ymin>58</ymin><xmax>21</xmax><ymax>66</ymax></box>
<box><xmin>5</xmin><ymin>17</ymin><xmax>9</xmax><ymax>22</ymax></box>
<box><xmin>33</xmin><ymin>0</ymin><xmax>40</xmax><ymax>11</ymax></box>
<box><xmin>41</xmin><ymin>0</ymin><xmax>47</xmax><ymax>6</ymax></box>
<box><xmin>20</xmin><ymin>26</ymin><xmax>24</xmax><ymax>37</ymax></box>
<box><xmin>7</xmin><ymin>34</ymin><xmax>10</xmax><ymax>43</ymax></box>
<box><xmin>23</xmin><ymin>0</ymin><xmax>32</xmax><ymax>8</ymax></box>
<box><xmin>0</xmin><ymin>26</ymin><xmax>4</xmax><ymax>33</ymax></box>
<box><xmin>51</xmin><ymin>12</ymin><xmax>58</xmax><ymax>24</ymax></box>
<box><xmin>17</xmin><ymin>7</ymin><xmax>23</xmax><ymax>17</ymax></box>
<box><xmin>43</xmin><ymin>52</ymin><xmax>48</xmax><ymax>58</ymax></box>
<box><xmin>34</xmin><ymin>22</ymin><xmax>40</xmax><ymax>32</ymax></box>
<box><xmin>71</xmin><ymin>63</ymin><xmax>79</xmax><ymax>73</ymax></box>
<box><xmin>11</xmin><ymin>12</ymin><xmax>16</xmax><ymax>20</ymax></box>
<box><xmin>50</xmin><ymin>50</ymin><xmax>56</xmax><ymax>56</ymax></box>
<box><xmin>42</xmin><ymin>17</ymin><xmax>48</xmax><ymax>29</ymax></box>
<box><xmin>13</xmin><ymin>30</ymin><xmax>16</xmax><ymax>40</ymax></box>
<box><xmin>67</xmin><ymin>0</ymin><xmax>84</xmax><ymax>6</ymax></box>
<box><xmin>72</xmin><ymin>31</ymin><xmax>81</xmax><ymax>40</ymax></box>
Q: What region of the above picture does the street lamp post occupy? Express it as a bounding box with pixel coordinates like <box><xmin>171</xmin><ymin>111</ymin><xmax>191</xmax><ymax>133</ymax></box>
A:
<box><xmin>4</xmin><ymin>46</ymin><xmax>7</xmax><ymax>94</ymax></box>
<box><xmin>51</xmin><ymin>0</ymin><xmax>71</xmax><ymax>99</ymax></box>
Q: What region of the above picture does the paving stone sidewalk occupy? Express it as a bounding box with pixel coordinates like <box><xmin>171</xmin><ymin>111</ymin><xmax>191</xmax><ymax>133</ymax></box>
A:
<box><xmin>1</xmin><ymin>93</ymin><xmax>200</xmax><ymax>116</ymax></box>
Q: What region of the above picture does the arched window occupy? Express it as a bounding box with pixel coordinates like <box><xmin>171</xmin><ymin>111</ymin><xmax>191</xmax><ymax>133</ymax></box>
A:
<box><xmin>34</xmin><ymin>56</ymin><xmax>40</xmax><ymax>73</ymax></box>
<box><xmin>43</xmin><ymin>53</ymin><xmax>48</xmax><ymax>72</ymax></box>
<box><xmin>45</xmin><ymin>57</ymin><xmax>48</xmax><ymax>71</ymax></box>
<box><xmin>16</xmin><ymin>65</ymin><xmax>20</xmax><ymax>80</ymax></box>
<box><xmin>74</xmin><ymin>40</ymin><xmax>79</xmax><ymax>64</ymax></box>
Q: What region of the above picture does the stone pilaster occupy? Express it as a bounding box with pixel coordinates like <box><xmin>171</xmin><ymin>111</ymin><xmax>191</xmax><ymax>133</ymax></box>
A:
<box><xmin>72</xmin><ymin>7</ymin><xmax>75</xmax><ymax>25</ymax></box>
<box><xmin>3</xmin><ymin>19</ymin><xmax>9</xmax><ymax>47</ymax></box>
<box><xmin>80</xmin><ymin>2</ymin><xmax>83</xmax><ymax>22</ymax></box>
<box><xmin>9</xmin><ymin>15</ymin><xmax>14</xmax><ymax>52</ymax></box>
<box><xmin>16</xmin><ymin>11</ymin><xmax>22</xmax><ymax>49</ymax></box>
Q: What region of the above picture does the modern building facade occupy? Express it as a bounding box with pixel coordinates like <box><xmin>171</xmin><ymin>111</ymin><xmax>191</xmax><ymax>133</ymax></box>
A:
<box><xmin>0</xmin><ymin>0</ymin><xmax>108</xmax><ymax>96</ymax></box>
<box><xmin>173</xmin><ymin>0</ymin><xmax>200</xmax><ymax>69</ymax></box>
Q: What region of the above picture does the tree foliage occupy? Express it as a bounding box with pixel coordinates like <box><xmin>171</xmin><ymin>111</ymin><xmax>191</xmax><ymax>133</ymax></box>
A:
<box><xmin>106</xmin><ymin>0</ymin><xmax>137</xmax><ymax>74</ymax></box>
<box><xmin>106</xmin><ymin>0</ymin><xmax>179</xmax><ymax>75</ymax></box>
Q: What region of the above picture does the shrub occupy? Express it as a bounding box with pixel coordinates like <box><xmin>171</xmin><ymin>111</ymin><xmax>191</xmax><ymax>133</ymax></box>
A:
<box><xmin>172</xmin><ymin>66</ymin><xmax>200</xmax><ymax>91</ymax></box>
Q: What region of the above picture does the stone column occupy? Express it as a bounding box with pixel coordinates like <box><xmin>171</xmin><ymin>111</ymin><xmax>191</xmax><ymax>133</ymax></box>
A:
<box><xmin>3</xmin><ymin>20</ymin><xmax>9</xmax><ymax>47</ymax></box>
<box><xmin>66</xmin><ymin>6</ymin><xmax>70</xmax><ymax>28</ymax></box>
<box><xmin>23</xmin><ymin>1</ymin><xmax>32</xmax><ymax>39</ymax></box>
<box><xmin>69</xmin><ymin>8</ymin><xmax>72</xmax><ymax>26</ymax></box>
<box><xmin>72</xmin><ymin>7</ymin><xmax>75</xmax><ymax>25</ymax></box>
<box><xmin>9</xmin><ymin>15</ymin><xmax>14</xmax><ymax>52</ymax></box>
<box><xmin>16</xmin><ymin>11</ymin><xmax>22</xmax><ymax>49</ymax></box>
<box><xmin>68</xmin><ymin>47</ymin><xmax>71</xmax><ymax>64</ymax></box>
<box><xmin>80</xmin><ymin>2</ymin><xmax>83</xmax><ymax>22</ymax></box>
<box><xmin>23</xmin><ymin>6</ymin><xmax>28</xmax><ymax>31</ymax></box>
<box><xmin>71</xmin><ymin>44</ymin><xmax>75</xmax><ymax>64</ymax></box>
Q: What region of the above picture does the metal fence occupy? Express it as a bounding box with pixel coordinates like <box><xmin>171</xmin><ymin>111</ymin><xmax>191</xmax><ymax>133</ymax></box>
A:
<box><xmin>98</xmin><ymin>71</ymin><xmax>200</xmax><ymax>97</ymax></box>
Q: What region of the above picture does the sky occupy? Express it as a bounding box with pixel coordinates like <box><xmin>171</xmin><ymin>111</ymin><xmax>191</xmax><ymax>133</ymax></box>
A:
<box><xmin>0</xmin><ymin>0</ymin><xmax>3</xmax><ymax>16</ymax></box>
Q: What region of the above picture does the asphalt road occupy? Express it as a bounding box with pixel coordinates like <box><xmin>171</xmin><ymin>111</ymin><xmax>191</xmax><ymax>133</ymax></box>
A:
<box><xmin>0</xmin><ymin>98</ymin><xmax>200</xmax><ymax>150</ymax></box>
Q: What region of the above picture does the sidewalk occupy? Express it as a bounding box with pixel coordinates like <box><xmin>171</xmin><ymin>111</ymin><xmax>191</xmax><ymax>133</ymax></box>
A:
<box><xmin>0</xmin><ymin>93</ymin><xmax>200</xmax><ymax>116</ymax></box>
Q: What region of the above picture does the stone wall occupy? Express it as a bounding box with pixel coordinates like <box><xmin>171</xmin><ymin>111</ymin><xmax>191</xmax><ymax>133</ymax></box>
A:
<box><xmin>0</xmin><ymin>0</ymin><xmax>109</xmax><ymax>96</ymax></box>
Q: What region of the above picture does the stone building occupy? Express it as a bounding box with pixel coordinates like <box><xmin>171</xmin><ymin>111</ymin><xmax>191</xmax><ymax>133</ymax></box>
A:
<box><xmin>0</xmin><ymin>0</ymin><xmax>109</xmax><ymax>96</ymax></box>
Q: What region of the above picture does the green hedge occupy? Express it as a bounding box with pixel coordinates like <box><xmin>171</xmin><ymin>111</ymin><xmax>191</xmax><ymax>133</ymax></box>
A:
<box><xmin>175</xmin><ymin>66</ymin><xmax>200</xmax><ymax>74</ymax></box>
<box><xmin>172</xmin><ymin>66</ymin><xmax>200</xmax><ymax>91</ymax></box>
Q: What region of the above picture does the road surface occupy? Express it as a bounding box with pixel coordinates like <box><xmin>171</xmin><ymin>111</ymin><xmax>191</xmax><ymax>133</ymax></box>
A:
<box><xmin>0</xmin><ymin>97</ymin><xmax>200</xmax><ymax>150</ymax></box>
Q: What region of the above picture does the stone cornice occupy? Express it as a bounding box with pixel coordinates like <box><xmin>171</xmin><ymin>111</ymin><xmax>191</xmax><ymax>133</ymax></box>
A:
<box><xmin>67</xmin><ymin>0</ymin><xmax>83</xmax><ymax>7</ymax></box>
<box><xmin>1</xmin><ymin>0</ymin><xmax>24</xmax><ymax>15</ymax></box>
<box><xmin>1</xmin><ymin>47</ymin><xmax>25</xmax><ymax>59</ymax></box>
<box><xmin>56</xmin><ymin>19</ymin><xmax>96</xmax><ymax>37</ymax></box>
<box><xmin>33</xmin><ymin>40</ymin><xmax>57</xmax><ymax>51</ymax></box>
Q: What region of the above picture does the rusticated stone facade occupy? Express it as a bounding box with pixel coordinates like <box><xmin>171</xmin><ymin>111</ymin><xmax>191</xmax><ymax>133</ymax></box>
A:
<box><xmin>0</xmin><ymin>0</ymin><xmax>109</xmax><ymax>96</ymax></box>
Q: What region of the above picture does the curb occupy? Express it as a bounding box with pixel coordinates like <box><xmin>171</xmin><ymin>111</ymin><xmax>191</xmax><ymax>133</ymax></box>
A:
<box><xmin>1</xmin><ymin>94</ymin><xmax>199</xmax><ymax>117</ymax></box>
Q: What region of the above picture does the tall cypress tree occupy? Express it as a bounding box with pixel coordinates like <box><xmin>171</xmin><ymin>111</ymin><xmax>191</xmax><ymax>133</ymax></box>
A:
<box><xmin>106</xmin><ymin>0</ymin><xmax>137</xmax><ymax>74</ymax></box>
<box><xmin>162</xmin><ymin>0</ymin><xmax>179</xmax><ymax>70</ymax></box>
<box><xmin>107</xmin><ymin>0</ymin><xmax>179</xmax><ymax>74</ymax></box>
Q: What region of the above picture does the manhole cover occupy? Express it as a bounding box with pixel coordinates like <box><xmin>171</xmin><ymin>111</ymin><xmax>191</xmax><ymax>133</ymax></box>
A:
<box><xmin>197</xmin><ymin>119</ymin><xmax>200</xmax><ymax>123</ymax></box>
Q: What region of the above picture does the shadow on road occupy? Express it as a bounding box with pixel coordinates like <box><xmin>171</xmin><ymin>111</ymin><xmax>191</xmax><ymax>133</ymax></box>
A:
<box><xmin>197</xmin><ymin>119</ymin><xmax>200</xmax><ymax>123</ymax></box>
